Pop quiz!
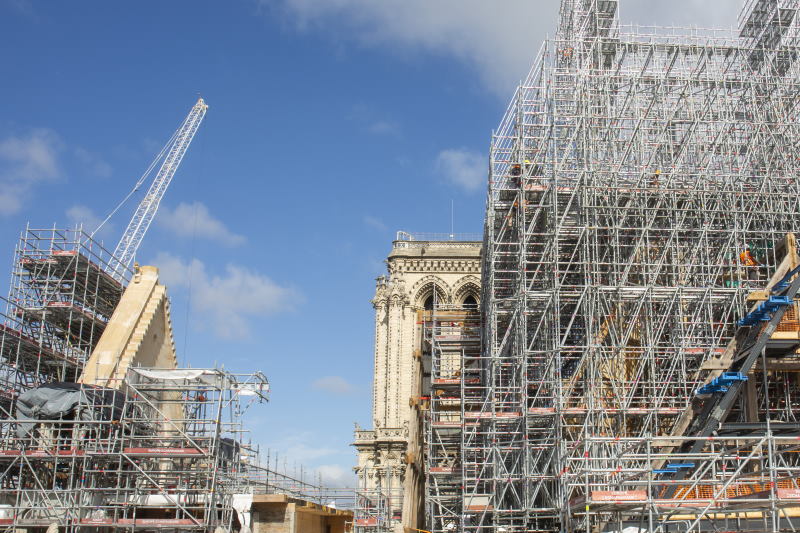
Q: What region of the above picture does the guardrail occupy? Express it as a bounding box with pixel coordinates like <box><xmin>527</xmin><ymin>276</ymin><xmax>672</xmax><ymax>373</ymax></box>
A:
<box><xmin>395</xmin><ymin>231</ymin><xmax>482</xmax><ymax>242</ymax></box>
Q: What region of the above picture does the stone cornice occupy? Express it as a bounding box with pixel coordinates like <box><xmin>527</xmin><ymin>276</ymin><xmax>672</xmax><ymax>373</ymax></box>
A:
<box><xmin>352</xmin><ymin>426</ymin><xmax>409</xmax><ymax>448</ymax></box>
<box><xmin>389</xmin><ymin>242</ymin><xmax>482</xmax><ymax>260</ymax></box>
<box><xmin>389</xmin><ymin>258</ymin><xmax>481</xmax><ymax>275</ymax></box>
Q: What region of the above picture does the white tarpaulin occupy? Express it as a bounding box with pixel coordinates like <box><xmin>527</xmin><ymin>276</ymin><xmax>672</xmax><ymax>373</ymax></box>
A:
<box><xmin>131</xmin><ymin>369</ymin><xmax>268</xmax><ymax>397</ymax></box>
<box><xmin>132</xmin><ymin>369</ymin><xmax>207</xmax><ymax>381</ymax></box>
<box><xmin>232</xmin><ymin>494</ymin><xmax>253</xmax><ymax>533</ymax></box>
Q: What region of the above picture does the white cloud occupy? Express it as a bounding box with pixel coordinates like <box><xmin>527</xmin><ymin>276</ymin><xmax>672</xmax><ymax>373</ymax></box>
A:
<box><xmin>347</xmin><ymin>104</ymin><xmax>401</xmax><ymax>137</ymax></box>
<box><xmin>0</xmin><ymin>129</ymin><xmax>62</xmax><ymax>215</ymax></box>
<box><xmin>367</xmin><ymin>120</ymin><xmax>400</xmax><ymax>136</ymax></box>
<box><xmin>0</xmin><ymin>191</ymin><xmax>22</xmax><ymax>216</ymax></box>
<box><xmin>157</xmin><ymin>202</ymin><xmax>246</xmax><ymax>246</ymax></box>
<box><xmin>263</xmin><ymin>431</ymin><xmax>355</xmax><ymax>487</ymax></box>
<box><xmin>267</xmin><ymin>431</ymin><xmax>339</xmax><ymax>464</ymax></box>
<box><xmin>0</xmin><ymin>129</ymin><xmax>60</xmax><ymax>181</ymax></box>
<box><xmin>363</xmin><ymin>215</ymin><xmax>387</xmax><ymax>232</ymax></box>
<box><xmin>65</xmin><ymin>204</ymin><xmax>115</xmax><ymax>240</ymax></box>
<box><xmin>153</xmin><ymin>252</ymin><xmax>300</xmax><ymax>338</ymax></box>
<box><xmin>266</xmin><ymin>0</ymin><xmax>743</xmax><ymax>95</ymax></box>
<box><xmin>4</xmin><ymin>0</ymin><xmax>35</xmax><ymax>17</ymax></box>
<box><xmin>435</xmin><ymin>148</ymin><xmax>485</xmax><ymax>192</ymax></box>
<box><xmin>74</xmin><ymin>146</ymin><xmax>112</xmax><ymax>178</ymax></box>
<box><xmin>316</xmin><ymin>464</ymin><xmax>356</xmax><ymax>488</ymax></box>
<box><xmin>312</xmin><ymin>376</ymin><xmax>354</xmax><ymax>395</ymax></box>
<box><xmin>619</xmin><ymin>1</ymin><xmax>739</xmax><ymax>29</ymax></box>
<box><xmin>266</xmin><ymin>0</ymin><xmax>559</xmax><ymax>95</ymax></box>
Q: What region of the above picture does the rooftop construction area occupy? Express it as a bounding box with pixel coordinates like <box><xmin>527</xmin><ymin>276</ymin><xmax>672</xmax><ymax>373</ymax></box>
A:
<box><xmin>4</xmin><ymin>0</ymin><xmax>800</xmax><ymax>532</ymax></box>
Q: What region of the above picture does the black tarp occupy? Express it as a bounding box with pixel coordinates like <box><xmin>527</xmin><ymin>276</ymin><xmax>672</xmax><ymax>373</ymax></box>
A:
<box><xmin>15</xmin><ymin>382</ymin><xmax>128</xmax><ymax>438</ymax></box>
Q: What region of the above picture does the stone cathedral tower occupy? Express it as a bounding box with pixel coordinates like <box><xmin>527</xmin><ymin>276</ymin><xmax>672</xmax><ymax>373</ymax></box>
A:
<box><xmin>353</xmin><ymin>233</ymin><xmax>481</xmax><ymax>532</ymax></box>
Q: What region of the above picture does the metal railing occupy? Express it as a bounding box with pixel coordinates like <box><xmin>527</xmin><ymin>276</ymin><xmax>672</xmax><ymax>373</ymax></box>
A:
<box><xmin>395</xmin><ymin>231</ymin><xmax>482</xmax><ymax>242</ymax></box>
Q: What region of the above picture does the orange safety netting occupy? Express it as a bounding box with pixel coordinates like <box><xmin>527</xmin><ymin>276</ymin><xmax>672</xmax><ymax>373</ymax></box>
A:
<box><xmin>673</xmin><ymin>478</ymin><xmax>798</xmax><ymax>500</ymax></box>
<box><xmin>776</xmin><ymin>305</ymin><xmax>800</xmax><ymax>333</ymax></box>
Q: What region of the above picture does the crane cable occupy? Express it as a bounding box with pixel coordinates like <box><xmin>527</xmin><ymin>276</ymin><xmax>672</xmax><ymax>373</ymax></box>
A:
<box><xmin>90</xmin><ymin>125</ymin><xmax>181</xmax><ymax>240</ymax></box>
<box><xmin>181</xmin><ymin>118</ymin><xmax>206</xmax><ymax>367</ymax></box>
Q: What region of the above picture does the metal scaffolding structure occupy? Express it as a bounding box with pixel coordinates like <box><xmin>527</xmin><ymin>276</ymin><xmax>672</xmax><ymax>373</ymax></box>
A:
<box><xmin>0</xmin><ymin>226</ymin><xmax>128</xmax><ymax>401</ymax></box>
<box><xmin>423</xmin><ymin>303</ymin><xmax>480</xmax><ymax>532</ymax></box>
<box><xmin>352</xmin><ymin>486</ymin><xmax>403</xmax><ymax>532</ymax></box>
<box><xmin>0</xmin><ymin>367</ymin><xmax>269</xmax><ymax>531</ymax></box>
<box><xmin>0</xmin><ymin>99</ymin><xmax>351</xmax><ymax>531</ymax></box>
<box><xmin>473</xmin><ymin>0</ymin><xmax>800</xmax><ymax>531</ymax></box>
<box><xmin>0</xmin><ymin>227</ymin><xmax>351</xmax><ymax>532</ymax></box>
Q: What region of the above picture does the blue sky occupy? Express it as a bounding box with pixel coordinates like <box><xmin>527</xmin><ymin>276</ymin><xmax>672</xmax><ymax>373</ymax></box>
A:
<box><xmin>0</xmin><ymin>0</ymin><xmax>739</xmax><ymax>486</ymax></box>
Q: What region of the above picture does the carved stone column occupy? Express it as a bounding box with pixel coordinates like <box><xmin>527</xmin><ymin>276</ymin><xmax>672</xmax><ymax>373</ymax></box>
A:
<box><xmin>371</xmin><ymin>277</ymin><xmax>389</xmax><ymax>426</ymax></box>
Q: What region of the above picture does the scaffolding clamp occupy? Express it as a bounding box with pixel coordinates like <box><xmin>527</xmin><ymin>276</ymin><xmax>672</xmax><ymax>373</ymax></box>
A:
<box><xmin>696</xmin><ymin>372</ymin><xmax>748</xmax><ymax>396</ymax></box>
<box><xmin>738</xmin><ymin>295</ymin><xmax>793</xmax><ymax>326</ymax></box>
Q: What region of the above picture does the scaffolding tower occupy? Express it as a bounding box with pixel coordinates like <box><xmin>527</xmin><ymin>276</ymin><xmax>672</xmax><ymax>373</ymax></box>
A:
<box><xmin>423</xmin><ymin>303</ymin><xmax>480</xmax><ymax>532</ymax></box>
<box><xmin>0</xmin><ymin>226</ymin><xmax>128</xmax><ymax>402</ymax></box>
<box><xmin>476</xmin><ymin>0</ymin><xmax>800</xmax><ymax>531</ymax></box>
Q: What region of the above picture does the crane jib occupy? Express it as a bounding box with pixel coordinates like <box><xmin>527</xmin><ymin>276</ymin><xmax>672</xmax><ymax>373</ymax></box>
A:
<box><xmin>108</xmin><ymin>98</ymin><xmax>208</xmax><ymax>283</ymax></box>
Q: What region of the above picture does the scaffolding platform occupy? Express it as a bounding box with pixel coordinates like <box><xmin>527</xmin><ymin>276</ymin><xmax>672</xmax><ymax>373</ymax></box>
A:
<box><xmin>19</xmin><ymin>301</ymin><xmax>106</xmax><ymax>345</ymax></box>
<box><xmin>0</xmin><ymin>321</ymin><xmax>80</xmax><ymax>376</ymax></box>
<box><xmin>19</xmin><ymin>249</ymin><xmax>123</xmax><ymax>318</ymax></box>
<box><xmin>0</xmin><ymin>227</ymin><xmax>128</xmax><ymax>391</ymax></box>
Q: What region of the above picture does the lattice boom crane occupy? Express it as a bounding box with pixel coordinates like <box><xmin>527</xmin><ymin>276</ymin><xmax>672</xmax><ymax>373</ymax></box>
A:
<box><xmin>108</xmin><ymin>97</ymin><xmax>208</xmax><ymax>282</ymax></box>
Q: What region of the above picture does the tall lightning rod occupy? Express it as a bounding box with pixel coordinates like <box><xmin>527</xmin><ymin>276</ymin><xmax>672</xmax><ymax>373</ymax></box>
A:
<box><xmin>108</xmin><ymin>97</ymin><xmax>208</xmax><ymax>282</ymax></box>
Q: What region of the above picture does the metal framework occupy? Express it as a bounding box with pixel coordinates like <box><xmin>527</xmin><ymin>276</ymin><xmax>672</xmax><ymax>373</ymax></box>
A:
<box><xmin>473</xmin><ymin>0</ymin><xmax>800</xmax><ymax>531</ymax></box>
<box><xmin>0</xmin><ymin>228</ymin><xmax>349</xmax><ymax>531</ymax></box>
<box><xmin>109</xmin><ymin>97</ymin><xmax>207</xmax><ymax>282</ymax></box>
<box><xmin>423</xmin><ymin>303</ymin><xmax>480</xmax><ymax>532</ymax></box>
<box><xmin>353</xmin><ymin>486</ymin><xmax>404</xmax><ymax>532</ymax></box>
<box><xmin>0</xmin><ymin>226</ymin><xmax>127</xmax><ymax>400</ymax></box>
<box><xmin>0</xmin><ymin>367</ymin><xmax>269</xmax><ymax>532</ymax></box>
